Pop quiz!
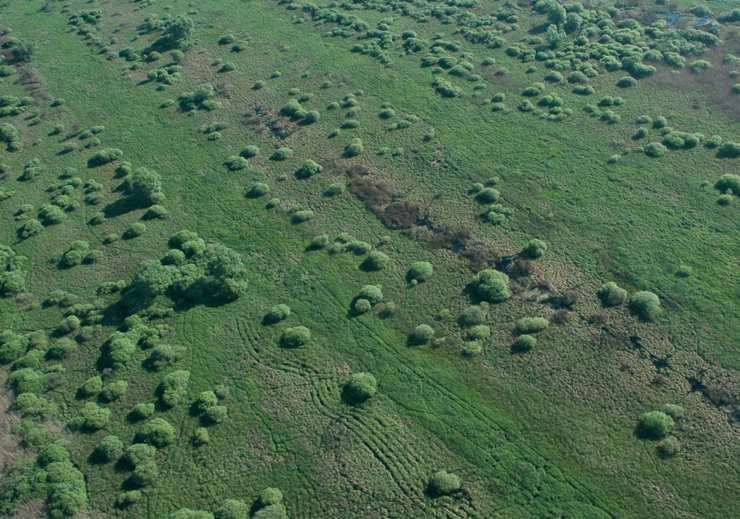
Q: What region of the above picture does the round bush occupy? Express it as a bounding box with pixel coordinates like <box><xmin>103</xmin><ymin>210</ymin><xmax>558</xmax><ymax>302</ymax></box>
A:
<box><xmin>475</xmin><ymin>187</ymin><xmax>500</xmax><ymax>204</ymax></box>
<box><xmin>472</xmin><ymin>269</ymin><xmax>510</xmax><ymax>303</ymax></box>
<box><xmin>657</xmin><ymin>436</ymin><xmax>680</xmax><ymax>458</ymax></box>
<box><xmin>131</xmin><ymin>402</ymin><xmax>156</xmax><ymax>420</ymax></box>
<box><xmin>295</xmin><ymin>159</ymin><xmax>322</xmax><ymax>179</ymax></box>
<box><xmin>96</xmin><ymin>435</ymin><xmax>123</xmax><ymax>462</ymax></box>
<box><xmin>597</xmin><ymin>281</ymin><xmax>627</xmax><ymax>307</ymax></box>
<box><xmin>512</xmin><ymin>334</ymin><xmax>536</xmax><ymax>353</ymax></box>
<box><xmin>410</xmin><ymin>324</ymin><xmax>434</xmax><ymax>345</ymax></box>
<box><xmin>362</xmin><ymin>251</ymin><xmax>390</xmax><ymax>271</ymax></box>
<box><xmin>264</xmin><ymin>304</ymin><xmax>291</xmax><ymax>324</ymax></box>
<box><xmin>407</xmin><ymin>261</ymin><xmax>433</xmax><ymax>283</ymax></box>
<box><xmin>215</xmin><ymin>498</ymin><xmax>248</xmax><ymax>519</ymax></box>
<box><xmin>662</xmin><ymin>404</ymin><xmax>685</xmax><ymax>419</ymax></box>
<box><xmin>291</xmin><ymin>210</ymin><xmax>314</xmax><ymax>224</ymax></box>
<box><xmin>240</xmin><ymin>145</ymin><xmax>259</xmax><ymax>158</ymax></box>
<box><xmin>124</xmin><ymin>222</ymin><xmax>146</xmax><ymax>239</ymax></box>
<box><xmin>458</xmin><ymin>305</ymin><xmax>485</xmax><ymax>327</ymax></box>
<box><xmin>280</xmin><ymin>326</ymin><xmax>310</xmax><ymax>348</ymax></box>
<box><xmin>353</xmin><ymin>298</ymin><xmax>372</xmax><ymax>314</ymax></box>
<box><xmin>271</xmin><ymin>147</ymin><xmax>293</xmax><ymax>161</ymax></box>
<box><xmin>629</xmin><ymin>291</ymin><xmax>662</xmax><ymax>321</ymax></box>
<box><xmin>79</xmin><ymin>375</ymin><xmax>103</xmax><ymax>398</ymax></box>
<box><xmin>247</xmin><ymin>182</ymin><xmax>270</xmax><ymax>198</ymax></box>
<box><xmin>343</xmin><ymin>372</ymin><xmax>378</xmax><ymax>404</ymax></box>
<box><xmin>428</xmin><ymin>470</ymin><xmax>461</xmax><ymax>496</ymax></box>
<box><xmin>637</xmin><ymin>410</ymin><xmax>674</xmax><ymax>439</ymax></box>
<box><xmin>137</xmin><ymin>417</ymin><xmax>176</xmax><ymax>448</ymax></box>
<box><xmin>522</xmin><ymin>239</ymin><xmax>547</xmax><ymax>259</ymax></box>
<box><xmin>358</xmin><ymin>285</ymin><xmax>383</xmax><ymax>304</ymax></box>
<box><xmin>259</xmin><ymin>487</ymin><xmax>284</xmax><ymax>507</ymax></box>
<box><xmin>101</xmin><ymin>380</ymin><xmax>128</xmax><ymax>402</ymax></box>
<box><xmin>192</xmin><ymin>427</ymin><xmax>210</xmax><ymax>446</ymax></box>
<box><xmin>344</xmin><ymin>138</ymin><xmax>364</xmax><ymax>158</ymax></box>
<box><xmin>644</xmin><ymin>142</ymin><xmax>667</xmax><ymax>157</ymax></box>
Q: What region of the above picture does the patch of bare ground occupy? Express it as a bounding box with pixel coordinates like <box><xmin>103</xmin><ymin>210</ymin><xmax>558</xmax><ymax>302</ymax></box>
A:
<box><xmin>343</xmin><ymin>164</ymin><xmax>495</xmax><ymax>269</ymax></box>
<box><xmin>647</xmin><ymin>44</ymin><xmax>740</xmax><ymax>123</ymax></box>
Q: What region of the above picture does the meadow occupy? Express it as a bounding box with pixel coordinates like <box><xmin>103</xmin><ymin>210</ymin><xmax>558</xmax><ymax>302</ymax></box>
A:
<box><xmin>0</xmin><ymin>0</ymin><xmax>738</xmax><ymax>517</ymax></box>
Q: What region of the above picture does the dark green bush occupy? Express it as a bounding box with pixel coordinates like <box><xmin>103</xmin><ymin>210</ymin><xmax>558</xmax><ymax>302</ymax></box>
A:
<box><xmin>295</xmin><ymin>160</ymin><xmax>322</xmax><ymax>179</ymax></box>
<box><xmin>157</xmin><ymin>370</ymin><xmax>190</xmax><ymax>408</ymax></box>
<box><xmin>78</xmin><ymin>401</ymin><xmax>110</xmax><ymax>431</ymax></box>
<box><xmin>264</xmin><ymin>304</ymin><xmax>291</xmax><ymax>324</ymax></box>
<box><xmin>715</xmin><ymin>174</ymin><xmax>740</xmax><ymax>195</ymax></box>
<box><xmin>124</xmin><ymin>167</ymin><xmax>164</xmax><ymax>207</ymax></box>
<box><xmin>79</xmin><ymin>375</ymin><xmax>103</xmax><ymax>398</ymax></box>
<box><xmin>522</xmin><ymin>239</ymin><xmax>547</xmax><ymax>259</ymax></box>
<box><xmin>87</xmin><ymin>148</ymin><xmax>123</xmax><ymax>167</ymax></box>
<box><xmin>240</xmin><ymin>145</ymin><xmax>259</xmax><ymax>158</ymax></box>
<box><xmin>130</xmin><ymin>402</ymin><xmax>156</xmax><ymax>420</ymax></box>
<box><xmin>656</xmin><ymin>436</ymin><xmax>680</xmax><ymax>458</ymax></box>
<box><xmin>362</xmin><ymin>251</ymin><xmax>389</xmax><ymax>271</ymax></box>
<box><xmin>215</xmin><ymin>499</ymin><xmax>248</xmax><ymax>519</ymax></box>
<box><xmin>344</xmin><ymin>138</ymin><xmax>364</xmax><ymax>157</ymax></box>
<box><xmin>512</xmin><ymin>334</ymin><xmax>536</xmax><ymax>353</ymax></box>
<box><xmin>137</xmin><ymin>418</ymin><xmax>176</xmax><ymax>447</ymax></box>
<box><xmin>644</xmin><ymin>142</ymin><xmax>667</xmax><ymax>157</ymax></box>
<box><xmin>271</xmin><ymin>147</ymin><xmax>293</xmax><ymax>161</ymax></box>
<box><xmin>407</xmin><ymin>261</ymin><xmax>433</xmax><ymax>283</ymax></box>
<box><xmin>95</xmin><ymin>435</ymin><xmax>123</xmax><ymax>462</ymax></box>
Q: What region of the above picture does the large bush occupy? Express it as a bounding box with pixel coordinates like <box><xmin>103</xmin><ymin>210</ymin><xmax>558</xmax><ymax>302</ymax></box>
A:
<box><xmin>715</xmin><ymin>174</ymin><xmax>740</xmax><ymax>196</ymax></box>
<box><xmin>124</xmin><ymin>167</ymin><xmax>164</xmax><ymax>207</ymax></box>
<box><xmin>597</xmin><ymin>282</ymin><xmax>627</xmax><ymax>307</ymax></box>
<box><xmin>137</xmin><ymin>418</ymin><xmax>176</xmax><ymax>448</ymax></box>
<box><xmin>637</xmin><ymin>410</ymin><xmax>674</xmax><ymax>439</ymax></box>
<box><xmin>428</xmin><ymin>470</ymin><xmax>461</xmax><ymax>496</ymax></box>
<box><xmin>280</xmin><ymin>326</ymin><xmax>311</xmax><ymax>348</ymax></box>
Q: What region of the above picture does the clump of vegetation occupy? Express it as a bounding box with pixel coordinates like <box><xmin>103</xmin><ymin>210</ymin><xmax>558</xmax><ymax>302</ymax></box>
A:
<box><xmin>271</xmin><ymin>147</ymin><xmax>293</xmax><ymax>161</ymax></box>
<box><xmin>280</xmin><ymin>326</ymin><xmax>311</xmax><ymax>348</ymax></box>
<box><xmin>178</xmin><ymin>84</ymin><xmax>219</xmax><ymax>111</ymax></box>
<box><xmin>471</xmin><ymin>269</ymin><xmax>510</xmax><ymax>303</ymax></box>
<box><xmin>409</xmin><ymin>324</ymin><xmax>434</xmax><ymax>345</ymax></box>
<box><xmin>514</xmin><ymin>317</ymin><xmax>549</xmax><ymax>335</ymax></box>
<box><xmin>512</xmin><ymin>334</ymin><xmax>537</xmax><ymax>353</ymax></box>
<box><xmin>715</xmin><ymin>174</ymin><xmax>740</xmax><ymax>196</ymax></box>
<box><xmin>427</xmin><ymin>470</ymin><xmax>461</xmax><ymax>496</ymax></box>
<box><xmin>123</xmin><ymin>167</ymin><xmax>164</xmax><ymax>207</ymax></box>
<box><xmin>87</xmin><ymin>148</ymin><xmax>123</xmax><ymax>167</ymax></box>
<box><xmin>597</xmin><ymin>282</ymin><xmax>628</xmax><ymax>307</ymax></box>
<box><xmin>343</xmin><ymin>372</ymin><xmax>378</xmax><ymax>404</ymax></box>
<box><xmin>522</xmin><ymin>239</ymin><xmax>547</xmax><ymax>259</ymax></box>
<box><xmin>629</xmin><ymin>291</ymin><xmax>662</xmax><ymax>321</ymax></box>
<box><xmin>296</xmin><ymin>159</ymin><xmax>322</xmax><ymax>179</ymax></box>
<box><xmin>407</xmin><ymin>261</ymin><xmax>433</xmax><ymax>283</ymax></box>
<box><xmin>644</xmin><ymin>142</ymin><xmax>667</xmax><ymax>157</ymax></box>
<box><xmin>637</xmin><ymin>410</ymin><xmax>674</xmax><ymax>439</ymax></box>
<box><xmin>137</xmin><ymin>418</ymin><xmax>176</xmax><ymax>447</ymax></box>
<box><xmin>362</xmin><ymin>250</ymin><xmax>389</xmax><ymax>271</ymax></box>
<box><xmin>344</xmin><ymin>138</ymin><xmax>364</xmax><ymax>157</ymax></box>
<box><xmin>157</xmin><ymin>370</ymin><xmax>190</xmax><ymax>408</ymax></box>
<box><xmin>95</xmin><ymin>435</ymin><xmax>124</xmax><ymax>462</ymax></box>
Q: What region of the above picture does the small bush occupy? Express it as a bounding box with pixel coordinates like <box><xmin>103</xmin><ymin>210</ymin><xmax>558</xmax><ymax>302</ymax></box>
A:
<box><xmin>629</xmin><ymin>291</ymin><xmax>662</xmax><ymax>321</ymax></box>
<box><xmin>280</xmin><ymin>326</ymin><xmax>311</xmax><ymax>348</ymax></box>
<box><xmin>409</xmin><ymin>324</ymin><xmax>434</xmax><ymax>345</ymax></box>
<box><xmin>116</xmin><ymin>490</ymin><xmax>143</xmax><ymax>508</ymax></box>
<box><xmin>123</xmin><ymin>443</ymin><xmax>156</xmax><ymax>468</ymax></box>
<box><xmin>240</xmin><ymin>145</ymin><xmax>259</xmax><ymax>158</ymax></box>
<box><xmin>514</xmin><ymin>317</ymin><xmax>549</xmax><ymax>334</ymax></box>
<box><xmin>264</xmin><ymin>304</ymin><xmax>291</xmax><ymax>324</ymax></box>
<box><xmin>644</xmin><ymin>142</ymin><xmax>667</xmax><ymax>157</ymax></box>
<box><xmin>637</xmin><ymin>410</ymin><xmax>674</xmax><ymax>439</ymax></box>
<box><xmin>225</xmin><ymin>156</ymin><xmax>248</xmax><ymax>171</ymax></box>
<box><xmin>78</xmin><ymin>401</ymin><xmax>110</xmax><ymax>431</ymax></box>
<box><xmin>100</xmin><ymin>380</ymin><xmax>128</xmax><ymax>402</ymax></box>
<box><xmin>475</xmin><ymin>187</ymin><xmax>500</xmax><ymax>204</ymax></box>
<box><xmin>192</xmin><ymin>427</ymin><xmax>210</xmax><ymax>446</ymax></box>
<box><xmin>662</xmin><ymin>404</ymin><xmax>685</xmax><ymax>419</ymax></box>
<box><xmin>715</xmin><ymin>174</ymin><xmax>740</xmax><ymax>195</ymax></box>
<box><xmin>362</xmin><ymin>250</ymin><xmax>389</xmax><ymax>271</ymax></box>
<box><xmin>522</xmin><ymin>239</ymin><xmax>547</xmax><ymax>259</ymax></box>
<box><xmin>344</xmin><ymin>138</ymin><xmax>364</xmax><ymax>157</ymax></box>
<box><xmin>291</xmin><ymin>210</ymin><xmax>314</xmax><ymax>224</ymax></box>
<box><xmin>137</xmin><ymin>418</ymin><xmax>176</xmax><ymax>448</ymax></box>
<box><xmin>157</xmin><ymin>370</ymin><xmax>190</xmax><ymax>408</ymax></box>
<box><xmin>130</xmin><ymin>402</ymin><xmax>156</xmax><ymax>420</ymax></box>
<box><xmin>215</xmin><ymin>499</ymin><xmax>249</xmax><ymax>519</ymax></box>
<box><xmin>428</xmin><ymin>470</ymin><xmax>461</xmax><ymax>496</ymax></box>
<box><xmin>271</xmin><ymin>147</ymin><xmax>293</xmax><ymax>161</ymax></box>
<box><xmin>597</xmin><ymin>281</ymin><xmax>627</xmax><ymax>307</ymax></box>
<box><xmin>95</xmin><ymin>435</ymin><xmax>123</xmax><ymax>462</ymax></box>
<box><xmin>657</xmin><ymin>436</ymin><xmax>680</xmax><ymax>458</ymax></box>
<box><xmin>87</xmin><ymin>148</ymin><xmax>123</xmax><ymax>167</ymax></box>
<box><xmin>616</xmin><ymin>76</ymin><xmax>637</xmax><ymax>88</ymax></box>
<box><xmin>358</xmin><ymin>285</ymin><xmax>383</xmax><ymax>305</ymax></box>
<box><xmin>353</xmin><ymin>298</ymin><xmax>372</xmax><ymax>314</ymax></box>
<box><xmin>343</xmin><ymin>372</ymin><xmax>377</xmax><ymax>404</ymax></box>
<box><xmin>247</xmin><ymin>182</ymin><xmax>270</xmax><ymax>198</ymax></box>
<box><xmin>295</xmin><ymin>159</ymin><xmax>322</xmax><ymax>179</ymax></box>
<box><xmin>407</xmin><ymin>261</ymin><xmax>433</xmax><ymax>283</ymax></box>
<box><xmin>717</xmin><ymin>142</ymin><xmax>740</xmax><ymax>158</ymax></box>
<box><xmin>124</xmin><ymin>222</ymin><xmax>146</xmax><ymax>239</ymax></box>
<box><xmin>512</xmin><ymin>334</ymin><xmax>536</xmax><ymax>353</ymax></box>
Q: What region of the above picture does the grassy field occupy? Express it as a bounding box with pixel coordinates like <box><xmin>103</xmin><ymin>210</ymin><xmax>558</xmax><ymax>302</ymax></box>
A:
<box><xmin>0</xmin><ymin>0</ymin><xmax>738</xmax><ymax>517</ymax></box>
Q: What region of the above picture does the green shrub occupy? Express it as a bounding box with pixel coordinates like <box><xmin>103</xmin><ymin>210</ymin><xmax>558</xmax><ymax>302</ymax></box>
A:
<box><xmin>362</xmin><ymin>251</ymin><xmax>389</xmax><ymax>271</ymax></box>
<box><xmin>225</xmin><ymin>156</ymin><xmax>248</xmax><ymax>171</ymax></box>
<box><xmin>514</xmin><ymin>317</ymin><xmax>549</xmax><ymax>334</ymax></box>
<box><xmin>629</xmin><ymin>291</ymin><xmax>662</xmax><ymax>321</ymax></box>
<box><xmin>193</xmin><ymin>427</ymin><xmax>210</xmax><ymax>446</ymax></box>
<box><xmin>616</xmin><ymin>76</ymin><xmax>637</xmax><ymax>88</ymax></box>
<box><xmin>637</xmin><ymin>410</ymin><xmax>674</xmax><ymax>439</ymax></box>
<box><xmin>717</xmin><ymin>194</ymin><xmax>732</xmax><ymax>206</ymax></box>
<box><xmin>13</xmin><ymin>392</ymin><xmax>56</xmax><ymax>419</ymax></box>
<box><xmin>715</xmin><ymin>174</ymin><xmax>740</xmax><ymax>195</ymax></box>
<box><xmin>193</xmin><ymin>391</ymin><xmax>218</xmax><ymax>415</ymax></box>
<box><xmin>296</xmin><ymin>159</ymin><xmax>323</xmax><ymax>179</ymax></box>
<box><xmin>39</xmin><ymin>443</ymin><xmax>71</xmax><ymax>466</ymax></box>
<box><xmin>157</xmin><ymin>370</ymin><xmax>190</xmax><ymax>408</ymax></box>
<box><xmin>343</xmin><ymin>372</ymin><xmax>377</xmax><ymax>404</ymax></box>
<box><xmin>458</xmin><ymin>305</ymin><xmax>485</xmax><ymax>327</ymax></box>
<box><xmin>472</xmin><ymin>269</ymin><xmax>510</xmax><ymax>303</ymax></box>
<box><xmin>99</xmin><ymin>380</ymin><xmax>127</xmax><ymax>402</ymax></box>
<box><xmin>662</xmin><ymin>404</ymin><xmax>685</xmax><ymax>419</ymax></box>
<box><xmin>407</xmin><ymin>261</ymin><xmax>433</xmax><ymax>283</ymax></box>
<box><xmin>87</xmin><ymin>148</ymin><xmax>123</xmax><ymax>167</ymax></box>
<box><xmin>124</xmin><ymin>222</ymin><xmax>146</xmax><ymax>239</ymax></box>
<box><xmin>8</xmin><ymin>368</ymin><xmax>46</xmax><ymax>394</ymax></box>
<box><xmin>246</xmin><ymin>182</ymin><xmax>270</xmax><ymax>198</ymax></box>
<box><xmin>202</xmin><ymin>405</ymin><xmax>228</xmax><ymax>425</ymax></box>
<box><xmin>522</xmin><ymin>239</ymin><xmax>547</xmax><ymax>259</ymax></box>
<box><xmin>718</xmin><ymin>142</ymin><xmax>740</xmax><ymax>158</ymax></box>
<box><xmin>258</xmin><ymin>487</ymin><xmax>284</xmax><ymax>508</ymax></box>
<box><xmin>428</xmin><ymin>470</ymin><xmax>461</xmax><ymax>496</ymax></box>
<box><xmin>124</xmin><ymin>167</ymin><xmax>164</xmax><ymax>207</ymax></box>
<box><xmin>215</xmin><ymin>499</ymin><xmax>248</xmax><ymax>519</ymax></box>
<box><xmin>271</xmin><ymin>147</ymin><xmax>293</xmax><ymax>161</ymax></box>
<box><xmin>280</xmin><ymin>326</ymin><xmax>311</xmax><ymax>348</ymax></box>
<box><xmin>344</xmin><ymin>138</ymin><xmax>364</xmax><ymax>157</ymax></box>
<box><xmin>116</xmin><ymin>490</ymin><xmax>143</xmax><ymax>508</ymax></box>
<box><xmin>123</xmin><ymin>443</ymin><xmax>156</xmax><ymax>468</ymax></box>
<box><xmin>466</xmin><ymin>325</ymin><xmax>490</xmax><ymax>341</ymax></box>
<box><xmin>178</xmin><ymin>84</ymin><xmax>218</xmax><ymax>111</ymax></box>
<box><xmin>137</xmin><ymin>418</ymin><xmax>176</xmax><ymax>448</ymax></box>
<box><xmin>657</xmin><ymin>436</ymin><xmax>680</xmax><ymax>458</ymax></box>
<box><xmin>130</xmin><ymin>459</ymin><xmax>159</xmax><ymax>488</ymax></box>
<box><xmin>324</xmin><ymin>182</ymin><xmax>345</xmax><ymax>196</ymax></box>
<box><xmin>353</xmin><ymin>298</ymin><xmax>372</xmax><ymax>314</ymax></box>
<box><xmin>95</xmin><ymin>435</ymin><xmax>123</xmax><ymax>462</ymax></box>
<box><xmin>475</xmin><ymin>187</ymin><xmax>500</xmax><ymax>204</ymax></box>
<box><xmin>291</xmin><ymin>210</ymin><xmax>314</xmax><ymax>224</ymax></box>
<box><xmin>78</xmin><ymin>401</ymin><xmax>110</xmax><ymax>431</ymax></box>
<box><xmin>410</xmin><ymin>324</ymin><xmax>434</xmax><ymax>345</ymax></box>
<box><xmin>240</xmin><ymin>145</ymin><xmax>259</xmax><ymax>158</ymax></box>
<box><xmin>357</xmin><ymin>285</ymin><xmax>383</xmax><ymax>305</ymax></box>
<box><xmin>597</xmin><ymin>282</ymin><xmax>628</xmax><ymax>307</ymax></box>
<box><xmin>130</xmin><ymin>402</ymin><xmax>156</xmax><ymax>420</ymax></box>
<box><xmin>18</xmin><ymin>218</ymin><xmax>43</xmax><ymax>239</ymax></box>
<box><xmin>79</xmin><ymin>375</ymin><xmax>103</xmax><ymax>398</ymax></box>
<box><xmin>512</xmin><ymin>334</ymin><xmax>537</xmax><ymax>353</ymax></box>
<box><xmin>644</xmin><ymin>142</ymin><xmax>667</xmax><ymax>157</ymax></box>
<box><xmin>264</xmin><ymin>304</ymin><xmax>291</xmax><ymax>324</ymax></box>
<box><xmin>45</xmin><ymin>461</ymin><xmax>88</xmax><ymax>518</ymax></box>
